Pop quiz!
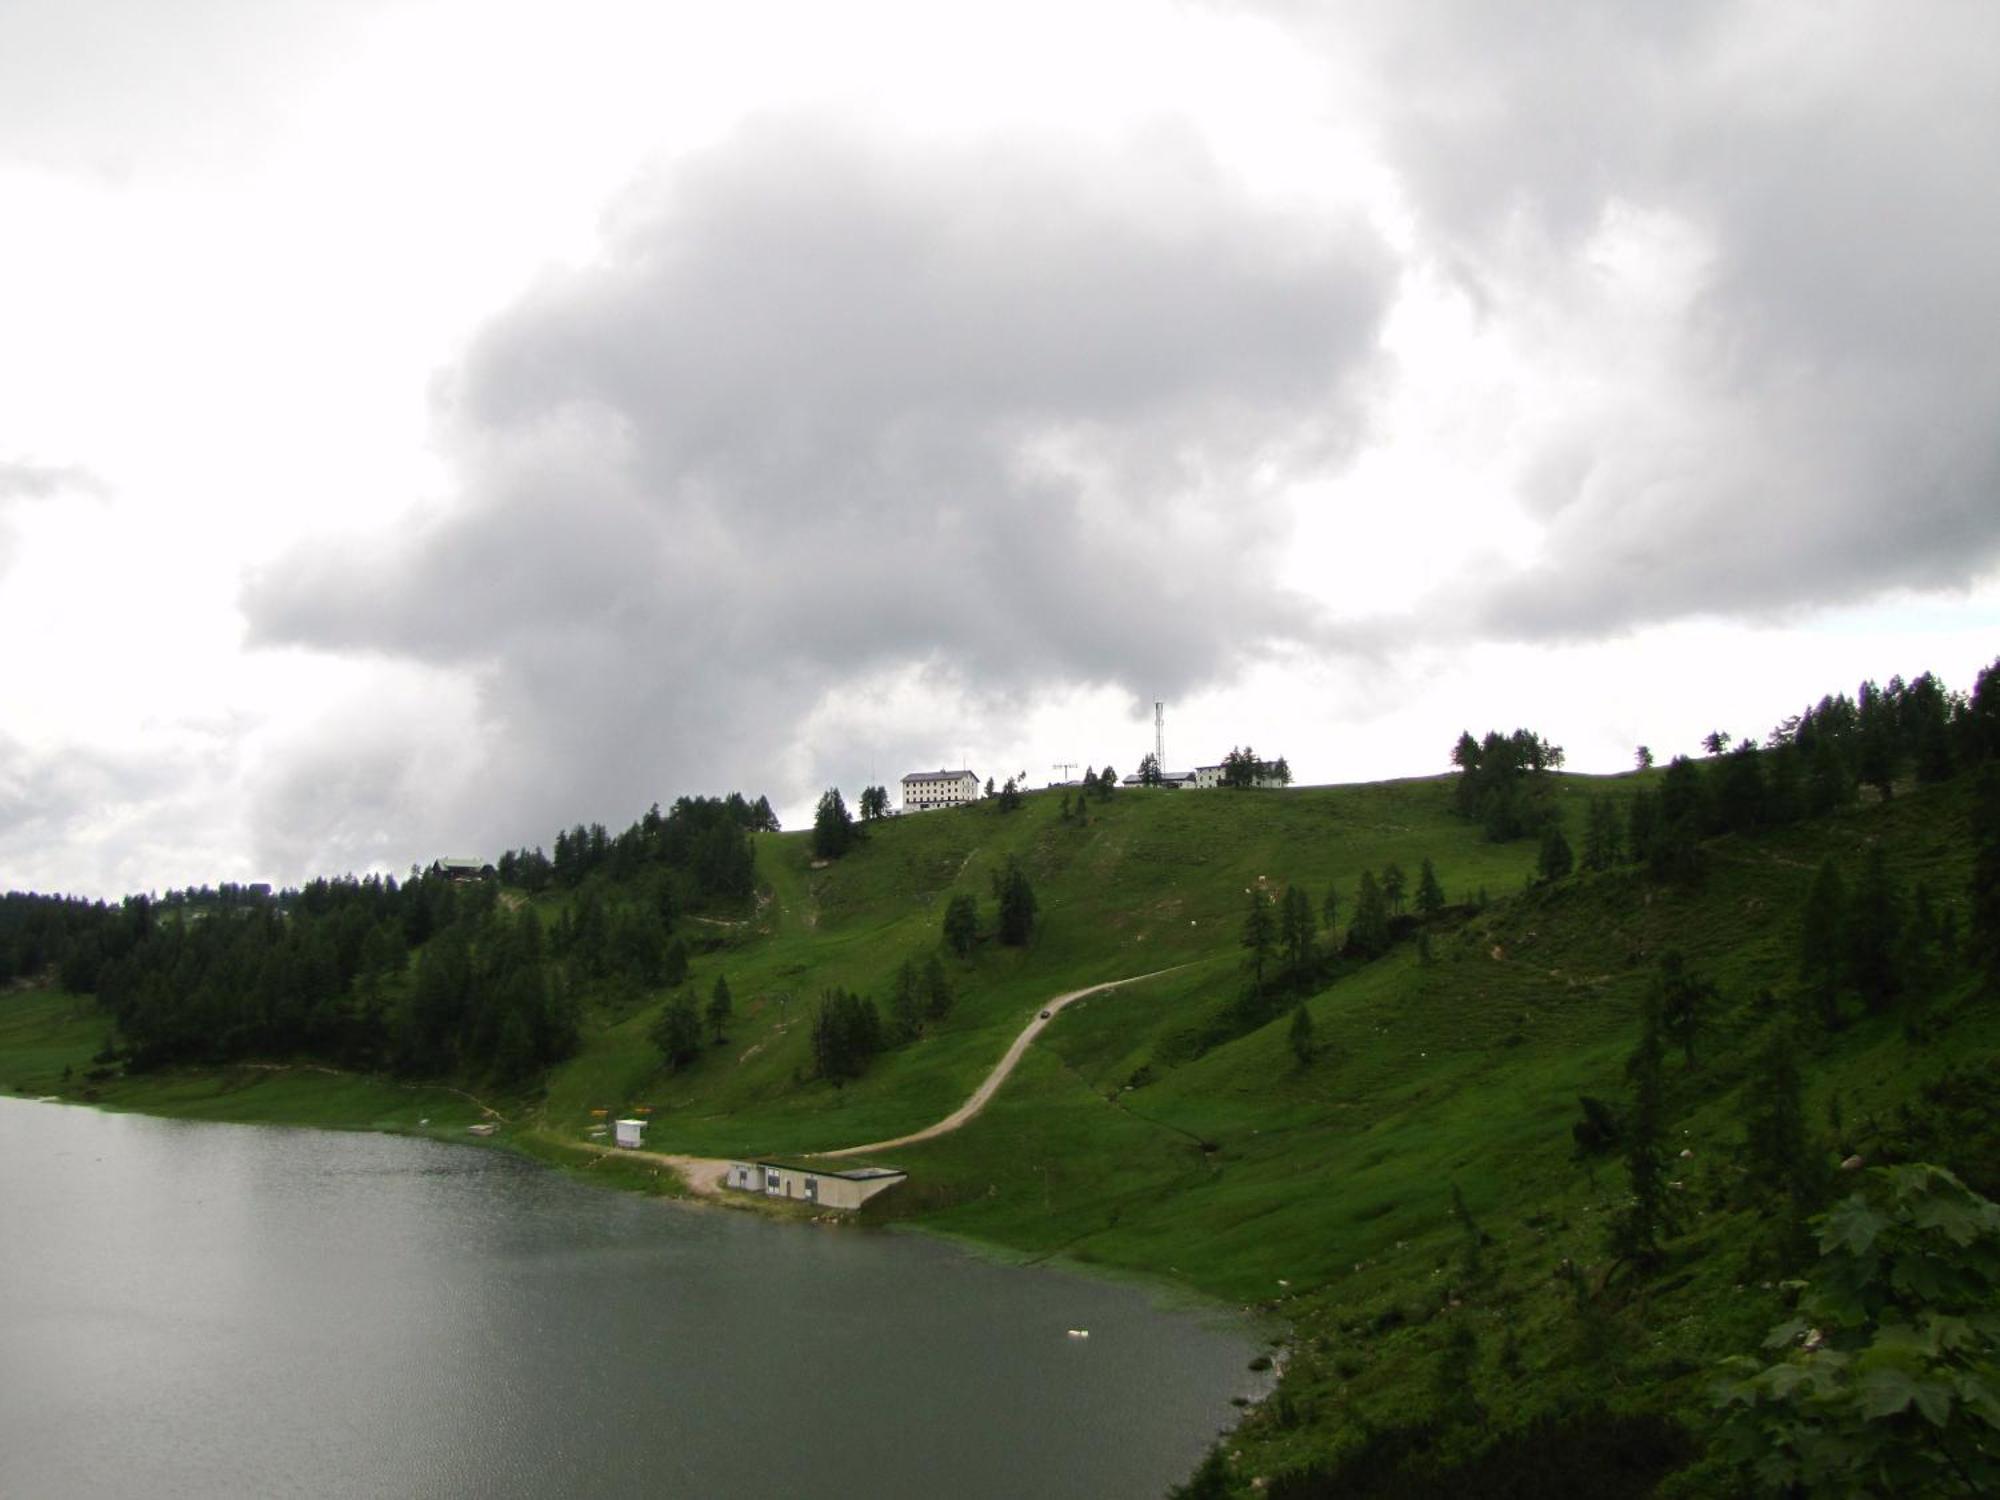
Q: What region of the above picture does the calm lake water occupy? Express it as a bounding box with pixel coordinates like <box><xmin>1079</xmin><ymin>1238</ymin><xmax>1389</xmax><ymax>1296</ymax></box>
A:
<box><xmin>0</xmin><ymin>1097</ymin><xmax>1263</xmax><ymax>1498</ymax></box>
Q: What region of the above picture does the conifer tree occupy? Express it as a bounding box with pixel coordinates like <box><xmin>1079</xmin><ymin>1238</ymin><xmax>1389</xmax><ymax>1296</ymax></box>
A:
<box><xmin>1800</xmin><ymin>857</ymin><xmax>1848</xmax><ymax>1031</ymax></box>
<box><xmin>1382</xmin><ymin>861</ymin><xmax>1407</xmax><ymax>914</ymax></box>
<box><xmin>1627</xmin><ymin>788</ymin><xmax>1661</xmax><ymax>867</ymax></box>
<box><xmin>1582</xmin><ymin>798</ymin><xmax>1623</xmax><ymax>871</ymax></box>
<box><xmin>662</xmin><ymin>937</ymin><xmax>690</xmax><ymax>987</ymax></box>
<box><xmin>942</xmin><ymin>893</ymin><xmax>979</xmax><ymax>958</ymax></box>
<box><xmin>888</xmin><ymin>958</ymin><xmax>924</xmax><ymax>1042</ymax></box>
<box><xmin>1537</xmin><ymin>824</ymin><xmax>1575</xmax><ymax>883</ymax></box>
<box><xmin>1241</xmin><ymin>887</ymin><xmax>1275</xmax><ymax>994</ymax></box>
<box><xmin>1415</xmin><ymin>857</ymin><xmax>1446</xmax><ymax>917</ymax></box>
<box><xmin>1347</xmin><ymin>870</ymin><xmax>1391</xmax><ymax>959</ymax></box>
<box><xmin>995</xmin><ymin>860</ymin><xmax>1037</xmax><ymax>946</ymax></box>
<box><xmin>1973</xmin><ymin>765</ymin><xmax>2000</xmax><ymax>990</ymax></box>
<box><xmin>1740</xmin><ymin>1014</ymin><xmax>1827</xmax><ymax>1267</ymax></box>
<box><xmin>922</xmin><ymin>953</ymin><xmax>954</xmax><ymax>1020</ymax></box>
<box><xmin>1658</xmin><ymin>950</ymin><xmax>1716</xmax><ymax>1068</ymax></box>
<box><xmin>1608</xmin><ymin>983</ymin><xmax>1672</xmax><ymax>1270</ymax></box>
<box><xmin>1289</xmin><ymin>1003</ymin><xmax>1314</xmax><ymax>1067</ymax></box>
<box><xmin>650</xmin><ymin>990</ymin><xmax>702</xmax><ymax>1070</ymax></box>
<box><xmin>705</xmin><ymin>973</ymin><xmax>733</xmax><ymax>1043</ymax></box>
<box><xmin>812</xmin><ymin>788</ymin><xmax>857</xmax><ymax>859</ymax></box>
<box><xmin>1278</xmin><ymin>884</ymin><xmax>1315</xmax><ymax>988</ymax></box>
<box><xmin>1846</xmin><ymin>845</ymin><xmax>1903</xmax><ymax>1015</ymax></box>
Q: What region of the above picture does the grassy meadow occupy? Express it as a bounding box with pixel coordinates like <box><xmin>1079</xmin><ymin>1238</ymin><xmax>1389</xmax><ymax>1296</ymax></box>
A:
<box><xmin>5</xmin><ymin>764</ymin><xmax>1995</xmax><ymax>1494</ymax></box>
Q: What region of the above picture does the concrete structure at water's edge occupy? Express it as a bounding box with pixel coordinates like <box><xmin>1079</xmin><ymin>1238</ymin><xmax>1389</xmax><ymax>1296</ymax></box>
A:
<box><xmin>725</xmin><ymin>1160</ymin><xmax>908</xmax><ymax>1211</ymax></box>
<box><xmin>900</xmin><ymin>769</ymin><xmax>980</xmax><ymax>813</ymax></box>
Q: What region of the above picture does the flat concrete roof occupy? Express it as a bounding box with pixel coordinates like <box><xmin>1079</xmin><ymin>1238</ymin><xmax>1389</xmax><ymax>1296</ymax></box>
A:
<box><xmin>749</xmin><ymin>1159</ymin><xmax>906</xmax><ymax>1181</ymax></box>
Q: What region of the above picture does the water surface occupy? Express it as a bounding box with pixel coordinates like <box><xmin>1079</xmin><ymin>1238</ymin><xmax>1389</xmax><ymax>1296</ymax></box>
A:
<box><xmin>0</xmin><ymin>1097</ymin><xmax>1261</xmax><ymax>1497</ymax></box>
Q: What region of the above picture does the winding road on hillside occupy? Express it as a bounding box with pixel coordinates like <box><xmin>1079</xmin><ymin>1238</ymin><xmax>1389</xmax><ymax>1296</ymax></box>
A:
<box><xmin>818</xmin><ymin>966</ymin><xmax>1186</xmax><ymax>1158</ymax></box>
<box><xmin>633</xmin><ymin>965</ymin><xmax>1187</xmax><ymax>1194</ymax></box>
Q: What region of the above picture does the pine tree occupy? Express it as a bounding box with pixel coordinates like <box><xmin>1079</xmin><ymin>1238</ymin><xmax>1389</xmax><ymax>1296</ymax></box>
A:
<box><xmin>705</xmin><ymin>974</ymin><xmax>733</xmax><ymax>1043</ymax></box>
<box><xmin>1608</xmin><ymin>983</ymin><xmax>1672</xmax><ymax>1270</ymax></box>
<box><xmin>942</xmin><ymin>894</ymin><xmax>979</xmax><ymax>958</ymax></box>
<box><xmin>1347</xmin><ymin>871</ymin><xmax>1391</xmax><ymax>959</ymax></box>
<box><xmin>1627</xmin><ymin>788</ymin><xmax>1661</xmax><ymax>867</ymax></box>
<box><xmin>1537</xmin><ymin>824</ymin><xmax>1574</xmax><ymax>883</ymax></box>
<box><xmin>1656</xmin><ymin>949</ymin><xmax>1715</xmax><ymax>1069</ymax></box>
<box><xmin>1973</xmin><ymin>765</ymin><xmax>2000</xmax><ymax>990</ymax></box>
<box><xmin>1582</xmin><ymin>798</ymin><xmax>1624</xmax><ymax>871</ymax></box>
<box><xmin>996</xmin><ymin>861</ymin><xmax>1037</xmax><ymax>946</ymax></box>
<box><xmin>922</xmin><ymin>953</ymin><xmax>954</xmax><ymax>1020</ymax></box>
<box><xmin>888</xmin><ymin>958</ymin><xmax>924</xmax><ymax>1042</ymax></box>
<box><xmin>1241</xmin><ymin>888</ymin><xmax>1275</xmax><ymax>993</ymax></box>
<box><xmin>1740</xmin><ymin>1016</ymin><xmax>1827</xmax><ymax>1267</ymax></box>
<box><xmin>812</xmin><ymin>788</ymin><xmax>857</xmax><ymax>859</ymax></box>
<box><xmin>1289</xmin><ymin>1003</ymin><xmax>1314</xmax><ymax>1067</ymax></box>
<box><xmin>1846</xmin><ymin>845</ymin><xmax>1903</xmax><ymax>1015</ymax></box>
<box><xmin>1278</xmin><ymin>884</ymin><xmax>1315</xmax><ymax>988</ymax></box>
<box><xmin>1800</xmin><ymin>857</ymin><xmax>1848</xmax><ymax>1031</ymax></box>
<box><xmin>650</xmin><ymin>991</ymin><xmax>702</xmax><ymax>1070</ymax></box>
<box><xmin>1382</xmin><ymin>862</ymin><xmax>1407</xmax><ymax>914</ymax></box>
<box><xmin>1897</xmin><ymin>883</ymin><xmax>1941</xmax><ymax>1040</ymax></box>
<box><xmin>1415</xmin><ymin>857</ymin><xmax>1446</xmax><ymax>917</ymax></box>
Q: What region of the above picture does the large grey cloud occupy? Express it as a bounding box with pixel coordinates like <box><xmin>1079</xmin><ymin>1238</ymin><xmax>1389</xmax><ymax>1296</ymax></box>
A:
<box><xmin>245</xmin><ymin>117</ymin><xmax>1394</xmax><ymax>842</ymax></box>
<box><xmin>1255</xmin><ymin>0</ymin><xmax>2000</xmax><ymax>638</ymax></box>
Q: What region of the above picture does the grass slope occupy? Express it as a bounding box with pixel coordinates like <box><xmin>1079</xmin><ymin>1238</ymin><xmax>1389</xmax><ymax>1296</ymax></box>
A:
<box><xmin>5</xmin><ymin>770</ymin><xmax>1992</xmax><ymax>1494</ymax></box>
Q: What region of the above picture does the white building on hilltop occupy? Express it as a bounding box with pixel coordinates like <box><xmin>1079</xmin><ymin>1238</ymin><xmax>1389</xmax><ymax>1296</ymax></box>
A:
<box><xmin>901</xmin><ymin>768</ymin><xmax>981</xmax><ymax>813</ymax></box>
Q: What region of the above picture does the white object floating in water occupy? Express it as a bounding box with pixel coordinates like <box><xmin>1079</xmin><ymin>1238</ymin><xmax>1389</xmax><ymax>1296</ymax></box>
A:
<box><xmin>1066</xmin><ymin>1329</ymin><xmax>1090</xmax><ymax>1339</ymax></box>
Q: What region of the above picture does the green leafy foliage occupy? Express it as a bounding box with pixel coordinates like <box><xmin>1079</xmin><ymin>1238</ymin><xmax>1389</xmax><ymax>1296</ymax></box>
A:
<box><xmin>1713</xmin><ymin>1165</ymin><xmax>2000</xmax><ymax>1496</ymax></box>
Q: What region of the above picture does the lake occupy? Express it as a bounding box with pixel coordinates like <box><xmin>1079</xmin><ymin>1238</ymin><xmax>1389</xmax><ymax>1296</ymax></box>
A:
<box><xmin>0</xmin><ymin>1097</ymin><xmax>1264</xmax><ymax>1497</ymax></box>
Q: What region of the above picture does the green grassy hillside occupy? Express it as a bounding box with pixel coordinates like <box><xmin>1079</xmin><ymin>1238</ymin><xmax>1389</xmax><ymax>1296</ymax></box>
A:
<box><xmin>6</xmin><ymin>766</ymin><xmax>1995</xmax><ymax>1495</ymax></box>
<box><xmin>542</xmin><ymin>776</ymin><xmax>1590</xmax><ymax>1156</ymax></box>
<box><xmin>447</xmin><ymin>770</ymin><xmax>2000</xmax><ymax>1491</ymax></box>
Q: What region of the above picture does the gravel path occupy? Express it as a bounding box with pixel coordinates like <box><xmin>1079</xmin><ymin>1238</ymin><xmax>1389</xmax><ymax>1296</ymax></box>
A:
<box><xmin>818</xmin><ymin>966</ymin><xmax>1186</xmax><ymax>1158</ymax></box>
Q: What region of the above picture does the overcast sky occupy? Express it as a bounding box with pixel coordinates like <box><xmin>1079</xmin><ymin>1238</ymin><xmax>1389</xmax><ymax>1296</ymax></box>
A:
<box><xmin>3</xmin><ymin>0</ymin><xmax>1996</xmax><ymax>898</ymax></box>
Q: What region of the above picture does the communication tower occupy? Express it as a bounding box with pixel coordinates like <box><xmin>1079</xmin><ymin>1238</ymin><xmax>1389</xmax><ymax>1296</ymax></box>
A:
<box><xmin>1154</xmin><ymin>701</ymin><xmax>1166</xmax><ymax>770</ymax></box>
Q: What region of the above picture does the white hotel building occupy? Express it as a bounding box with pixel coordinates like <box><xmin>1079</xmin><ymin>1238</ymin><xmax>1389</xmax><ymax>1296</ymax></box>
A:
<box><xmin>900</xmin><ymin>769</ymin><xmax>981</xmax><ymax>813</ymax></box>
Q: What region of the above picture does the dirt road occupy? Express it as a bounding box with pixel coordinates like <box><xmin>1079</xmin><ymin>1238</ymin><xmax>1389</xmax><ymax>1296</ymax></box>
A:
<box><xmin>818</xmin><ymin>966</ymin><xmax>1185</xmax><ymax>1158</ymax></box>
<box><xmin>617</xmin><ymin>965</ymin><xmax>1184</xmax><ymax>1195</ymax></box>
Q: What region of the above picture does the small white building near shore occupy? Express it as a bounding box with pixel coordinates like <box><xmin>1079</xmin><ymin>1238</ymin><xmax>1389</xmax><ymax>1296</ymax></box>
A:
<box><xmin>614</xmin><ymin>1118</ymin><xmax>647</xmax><ymax>1149</ymax></box>
<box><xmin>725</xmin><ymin>1160</ymin><xmax>908</xmax><ymax>1211</ymax></box>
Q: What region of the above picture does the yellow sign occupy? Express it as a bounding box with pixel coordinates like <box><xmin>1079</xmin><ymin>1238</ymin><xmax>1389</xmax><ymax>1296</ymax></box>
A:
<box><xmin>589</xmin><ymin>1108</ymin><xmax>608</xmax><ymax>1118</ymax></box>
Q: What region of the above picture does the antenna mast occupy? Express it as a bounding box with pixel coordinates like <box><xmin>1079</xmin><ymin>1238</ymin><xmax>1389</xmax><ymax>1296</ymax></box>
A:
<box><xmin>1053</xmin><ymin>762</ymin><xmax>1077</xmax><ymax>782</ymax></box>
<box><xmin>1154</xmin><ymin>701</ymin><xmax>1166</xmax><ymax>770</ymax></box>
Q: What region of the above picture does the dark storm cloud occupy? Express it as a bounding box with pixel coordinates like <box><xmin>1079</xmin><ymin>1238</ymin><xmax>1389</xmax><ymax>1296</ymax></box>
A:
<box><xmin>246</xmin><ymin>117</ymin><xmax>1394</xmax><ymax>836</ymax></box>
<box><xmin>1255</xmin><ymin>0</ymin><xmax>2000</xmax><ymax>639</ymax></box>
